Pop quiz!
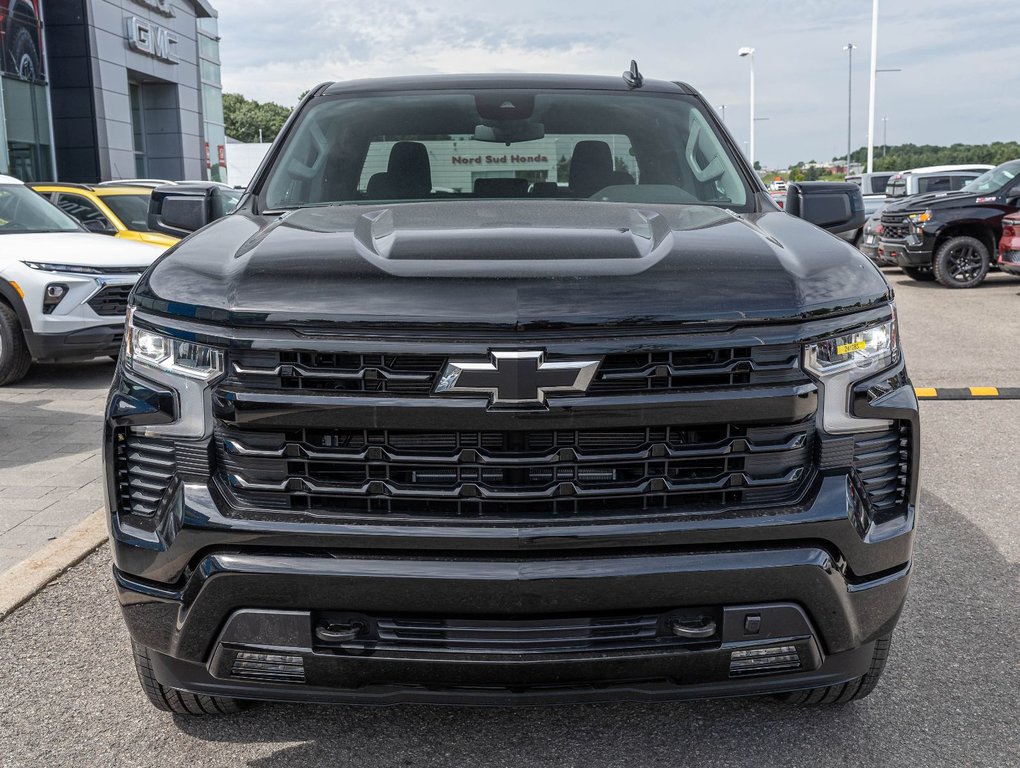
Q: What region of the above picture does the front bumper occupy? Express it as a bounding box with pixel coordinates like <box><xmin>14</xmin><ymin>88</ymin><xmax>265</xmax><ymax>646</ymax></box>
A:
<box><xmin>116</xmin><ymin>548</ymin><xmax>907</xmax><ymax>705</ymax></box>
<box><xmin>877</xmin><ymin>237</ymin><xmax>931</xmax><ymax>268</ymax></box>
<box><xmin>25</xmin><ymin>324</ymin><xmax>124</xmax><ymax>361</ymax></box>
<box><xmin>999</xmin><ymin>246</ymin><xmax>1020</xmax><ymax>275</ymax></box>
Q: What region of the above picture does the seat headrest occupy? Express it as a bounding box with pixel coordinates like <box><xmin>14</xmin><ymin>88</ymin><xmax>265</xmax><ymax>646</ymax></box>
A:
<box><xmin>569</xmin><ymin>141</ymin><xmax>615</xmax><ymax>197</ymax></box>
<box><xmin>386</xmin><ymin>141</ymin><xmax>432</xmax><ymax>197</ymax></box>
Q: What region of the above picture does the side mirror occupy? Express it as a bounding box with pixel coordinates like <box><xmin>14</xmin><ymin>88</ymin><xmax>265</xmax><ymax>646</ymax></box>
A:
<box><xmin>147</xmin><ymin>184</ymin><xmax>235</xmax><ymax>238</ymax></box>
<box><xmin>785</xmin><ymin>182</ymin><xmax>866</xmax><ymax>234</ymax></box>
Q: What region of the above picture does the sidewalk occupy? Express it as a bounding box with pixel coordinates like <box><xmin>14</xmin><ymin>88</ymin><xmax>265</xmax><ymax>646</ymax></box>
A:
<box><xmin>0</xmin><ymin>360</ymin><xmax>113</xmax><ymax>572</ymax></box>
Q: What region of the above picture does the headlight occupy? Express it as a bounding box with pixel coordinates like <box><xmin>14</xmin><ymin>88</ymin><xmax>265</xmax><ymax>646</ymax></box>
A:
<box><xmin>804</xmin><ymin>320</ymin><xmax>897</xmax><ymax>376</ymax></box>
<box><xmin>905</xmin><ymin>210</ymin><xmax>932</xmax><ymax>224</ymax></box>
<box><xmin>125</xmin><ymin>308</ymin><xmax>223</xmax><ymax>381</ymax></box>
<box><xmin>804</xmin><ymin>318</ymin><xmax>899</xmax><ymax>434</ymax></box>
<box><xmin>23</xmin><ymin>261</ymin><xmax>105</xmax><ymax>275</ymax></box>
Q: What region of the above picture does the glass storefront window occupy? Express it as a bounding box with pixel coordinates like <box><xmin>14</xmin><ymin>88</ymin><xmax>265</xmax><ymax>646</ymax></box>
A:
<box><xmin>2</xmin><ymin>76</ymin><xmax>52</xmax><ymax>181</ymax></box>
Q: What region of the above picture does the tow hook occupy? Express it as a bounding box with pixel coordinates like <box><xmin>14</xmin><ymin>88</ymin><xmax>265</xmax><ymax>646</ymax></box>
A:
<box><xmin>315</xmin><ymin>620</ymin><xmax>367</xmax><ymax>643</ymax></box>
<box><xmin>667</xmin><ymin>616</ymin><xmax>717</xmax><ymax>639</ymax></box>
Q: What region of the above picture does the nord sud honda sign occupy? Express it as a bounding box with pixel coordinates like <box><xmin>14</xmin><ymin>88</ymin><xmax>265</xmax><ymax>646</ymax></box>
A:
<box><xmin>125</xmin><ymin>16</ymin><xmax>180</xmax><ymax>63</ymax></box>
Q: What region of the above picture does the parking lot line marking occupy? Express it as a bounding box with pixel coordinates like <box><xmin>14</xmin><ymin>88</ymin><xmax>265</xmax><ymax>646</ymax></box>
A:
<box><xmin>0</xmin><ymin>510</ymin><xmax>107</xmax><ymax>621</ymax></box>
<box><xmin>969</xmin><ymin>387</ymin><xmax>1000</xmax><ymax>397</ymax></box>
<box><xmin>915</xmin><ymin>387</ymin><xmax>1020</xmax><ymax>400</ymax></box>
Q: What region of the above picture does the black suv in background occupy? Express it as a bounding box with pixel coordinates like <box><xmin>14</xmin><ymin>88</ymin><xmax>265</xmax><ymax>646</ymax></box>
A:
<box><xmin>106</xmin><ymin>71</ymin><xmax>918</xmax><ymax>714</ymax></box>
<box><xmin>879</xmin><ymin>160</ymin><xmax>1020</xmax><ymax>287</ymax></box>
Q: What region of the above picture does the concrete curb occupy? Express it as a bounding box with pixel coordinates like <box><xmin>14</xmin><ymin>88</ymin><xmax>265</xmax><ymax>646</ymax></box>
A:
<box><xmin>0</xmin><ymin>510</ymin><xmax>107</xmax><ymax>621</ymax></box>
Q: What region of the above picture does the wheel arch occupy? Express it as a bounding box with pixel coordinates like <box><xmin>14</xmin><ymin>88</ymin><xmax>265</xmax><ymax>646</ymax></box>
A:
<box><xmin>933</xmin><ymin>223</ymin><xmax>996</xmax><ymax>260</ymax></box>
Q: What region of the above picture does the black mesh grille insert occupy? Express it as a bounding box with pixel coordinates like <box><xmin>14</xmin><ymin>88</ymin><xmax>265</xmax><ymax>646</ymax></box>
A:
<box><xmin>87</xmin><ymin>284</ymin><xmax>133</xmax><ymax>316</ymax></box>
<box><xmin>216</xmin><ymin>420</ymin><xmax>815</xmax><ymax>522</ymax></box>
<box><xmin>879</xmin><ymin>213</ymin><xmax>911</xmax><ymax>240</ymax></box>
<box><xmin>226</xmin><ymin>344</ymin><xmax>806</xmax><ymax>397</ymax></box>
<box><xmin>314</xmin><ymin>610</ymin><xmax>718</xmax><ymax>657</ymax></box>
<box><xmin>113</xmin><ymin>431</ymin><xmax>176</xmax><ymax>518</ymax></box>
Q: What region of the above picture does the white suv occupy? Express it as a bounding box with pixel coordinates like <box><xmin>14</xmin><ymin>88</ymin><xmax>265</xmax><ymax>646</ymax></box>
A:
<box><xmin>0</xmin><ymin>175</ymin><xmax>162</xmax><ymax>385</ymax></box>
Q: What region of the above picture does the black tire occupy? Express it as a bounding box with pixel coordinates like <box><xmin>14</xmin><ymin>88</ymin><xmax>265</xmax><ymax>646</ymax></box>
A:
<box><xmin>9</xmin><ymin>25</ymin><xmax>40</xmax><ymax>81</ymax></box>
<box><xmin>131</xmin><ymin>640</ymin><xmax>250</xmax><ymax>715</ymax></box>
<box><xmin>932</xmin><ymin>235</ymin><xmax>990</xmax><ymax>289</ymax></box>
<box><xmin>902</xmin><ymin>266</ymin><xmax>936</xmax><ymax>282</ymax></box>
<box><xmin>0</xmin><ymin>302</ymin><xmax>32</xmax><ymax>386</ymax></box>
<box><xmin>776</xmin><ymin>633</ymin><xmax>892</xmax><ymax>705</ymax></box>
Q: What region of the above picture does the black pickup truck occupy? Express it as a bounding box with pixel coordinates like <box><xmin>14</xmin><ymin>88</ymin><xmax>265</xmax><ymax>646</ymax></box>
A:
<box><xmin>878</xmin><ymin>159</ymin><xmax>1020</xmax><ymax>287</ymax></box>
<box><xmin>105</xmin><ymin>69</ymin><xmax>918</xmax><ymax>714</ymax></box>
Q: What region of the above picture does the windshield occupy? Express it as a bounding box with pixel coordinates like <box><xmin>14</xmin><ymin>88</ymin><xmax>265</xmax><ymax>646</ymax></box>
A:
<box><xmin>0</xmin><ymin>185</ymin><xmax>83</xmax><ymax>234</ymax></box>
<box><xmin>262</xmin><ymin>90</ymin><xmax>750</xmax><ymax>211</ymax></box>
<box><xmin>961</xmin><ymin>161</ymin><xmax>1020</xmax><ymax>195</ymax></box>
<box><xmin>101</xmin><ymin>194</ymin><xmax>152</xmax><ymax>232</ymax></box>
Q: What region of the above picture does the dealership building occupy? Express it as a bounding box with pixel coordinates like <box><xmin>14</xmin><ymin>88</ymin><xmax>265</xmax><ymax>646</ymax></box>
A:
<box><xmin>0</xmin><ymin>0</ymin><xmax>226</xmax><ymax>183</ymax></box>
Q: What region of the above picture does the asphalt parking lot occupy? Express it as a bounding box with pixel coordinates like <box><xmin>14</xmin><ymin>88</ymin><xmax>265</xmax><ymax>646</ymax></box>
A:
<box><xmin>0</xmin><ymin>269</ymin><xmax>1018</xmax><ymax>767</ymax></box>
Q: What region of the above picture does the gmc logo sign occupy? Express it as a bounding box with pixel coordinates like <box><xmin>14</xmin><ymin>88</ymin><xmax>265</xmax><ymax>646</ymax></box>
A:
<box><xmin>125</xmin><ymin>16</ymin><xmax>179</xmax><ymax>64</ymax></box>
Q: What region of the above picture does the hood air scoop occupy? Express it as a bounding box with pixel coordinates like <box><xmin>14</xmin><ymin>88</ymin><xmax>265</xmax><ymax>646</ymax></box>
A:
<box><xmin>352</xmin><ymin>204</ymin><xmax>675</xmax><ymax>278</ymax></box>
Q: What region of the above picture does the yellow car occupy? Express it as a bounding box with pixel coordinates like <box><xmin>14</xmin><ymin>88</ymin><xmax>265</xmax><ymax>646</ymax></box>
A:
<box><xmin>29</xmin><ymin>183</ymin><xmax>178</xmax><ymax>250</ymax></box>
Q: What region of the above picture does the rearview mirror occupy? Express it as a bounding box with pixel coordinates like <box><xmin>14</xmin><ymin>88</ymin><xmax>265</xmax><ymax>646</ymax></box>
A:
<box><xmin>147</xmin><ymin>183</ymin><xmax>238</xmax><ymax>238</ymax></box>
<box><xmin>474</xmin><ymin>121</ymin><xmax>546</xmax><ymax>144</ymax></box>
<box><xmin>785</xmin><ymin>182</ymin><xmax>865</xmax><ymax>234</ymax></box>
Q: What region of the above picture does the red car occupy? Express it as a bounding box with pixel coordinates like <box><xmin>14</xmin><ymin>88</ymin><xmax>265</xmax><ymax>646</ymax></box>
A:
<box><xmin>999</xmin><ymin>212</ymin><xmax>1020</xmax><ymax>276</ymax></box>
<box><xmin>0</xmin><ymin>0</ymin><xmax>43</xmax><ymax>81</ymax></box>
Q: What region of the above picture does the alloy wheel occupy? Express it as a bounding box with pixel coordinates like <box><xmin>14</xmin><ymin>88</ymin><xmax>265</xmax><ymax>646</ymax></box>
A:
<box><xmin>946</xmin><ymin>245</ymin><xmax>985</xmax><ymax>283</ymax></box>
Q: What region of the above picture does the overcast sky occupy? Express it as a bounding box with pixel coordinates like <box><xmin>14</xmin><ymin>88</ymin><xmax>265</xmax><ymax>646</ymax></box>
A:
<box><xmin>215</xmin><ymin>0</ymin><xmax>1019</xmax><ymax>168</ymax></box>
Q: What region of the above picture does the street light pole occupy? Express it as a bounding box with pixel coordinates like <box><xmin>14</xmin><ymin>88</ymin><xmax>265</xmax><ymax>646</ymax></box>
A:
<box><xmin>844</xmin><ymin>43</ymin><xmax>856</xmax><ymax>178</ymax></box>
<box><xmin>882</xmin><ymin>117</ymin><xmax>888</xmax><ymax>157</ymax></box>
<box><xmin>738</xmin><ymin>47</ymin><xmax>755</xmax><ymax>167</ymax></box>
<box><xmin>866</xmin><ymin>0</ymin><xmax>879</xmax><ymax>173</ymax></box>
<box><xmin>720</xmin><ymin>104</ymin><xmax>727</xmax><ymax>125</ymax></box>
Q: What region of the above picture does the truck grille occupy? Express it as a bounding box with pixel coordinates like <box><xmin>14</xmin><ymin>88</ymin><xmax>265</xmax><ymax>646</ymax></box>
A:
<box><xmin>226</xmin><ymin>344</ymin><xmax>805</xmax><ymax>397</ymax></box>
<box><xmin>215</xmin><ymin>420</ymin><xmax>815</xmax><ymax>521</ymax></box>
<box><xmin>88</xmin><ymin>284</ymin><xmax>133</xmax><ymax>316</ymax></box>
<box><xmin>879</xmin><ymin>214</ymin><xmax>910</xmax><ymax>240</ymax></box>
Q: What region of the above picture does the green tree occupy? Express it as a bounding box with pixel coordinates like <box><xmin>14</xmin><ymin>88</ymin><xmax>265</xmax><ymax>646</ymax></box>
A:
<box><xmin>826</xmin><ymin>142</ymin><xmax>1020</xmax><ymax>173</ymax></box>
<box><xmin>223</xmin><ymin>93</ymin><xmax>293</xmax><ymax>143</ymax></box>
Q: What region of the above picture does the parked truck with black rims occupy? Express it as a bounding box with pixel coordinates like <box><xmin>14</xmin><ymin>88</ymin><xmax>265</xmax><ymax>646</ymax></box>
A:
<box><xmin>878</xmin><ymin>159</ymin><xmax>1020</xmax><ymax>287</ymax></box>
<box><xmin>105</xmin><ymin>67</ymin><xmax>919</xmax><ymax>714</ymax></box>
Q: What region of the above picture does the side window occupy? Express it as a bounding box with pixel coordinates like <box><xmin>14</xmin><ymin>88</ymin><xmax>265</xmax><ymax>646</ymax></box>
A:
<box><xmin>56</xmin><ymin>194</ymin><xmax>114</xmax><ymax>231</ymax></box>
<box><xmin>950</xmin><ymin>176</ymin><xmax>975</xmax><ymax>191</ymax></box>
<box><xmin>918</xmin><ymin>176</ymin><xmax>951</xmax><ymax>194</ymax></box>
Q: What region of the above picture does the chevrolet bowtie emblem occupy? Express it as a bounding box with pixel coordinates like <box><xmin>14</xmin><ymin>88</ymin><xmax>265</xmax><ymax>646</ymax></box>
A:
<box><xmin>435</xmin><ymin>351</ymin><xmax>601</xmax><ymax>406</ymax></box>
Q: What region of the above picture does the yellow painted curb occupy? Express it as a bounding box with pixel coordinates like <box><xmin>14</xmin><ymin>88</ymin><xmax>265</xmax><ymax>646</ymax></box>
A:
<box><xmin>968</xmin><ymin>387</ymin><xmax>999</xmax><ymax>397</ymax></box>
<box><xmin>0</xmin><ymin>510</ymin><xmax>107</xmax><ymax>621</ymax></box>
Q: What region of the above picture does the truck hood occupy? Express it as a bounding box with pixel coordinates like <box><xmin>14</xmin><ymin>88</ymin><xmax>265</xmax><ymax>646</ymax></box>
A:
<box><xmin>883</xmin><ymin>190</ymin><xmax>983</xmax><ymax>213</ymax></box>
<box><xmin>136</xmin><ymin>201</ymin><xmax>892</xmax><ymax>332</ymax></box>
<box><xmin>0</xmin><ymin>232</ymin><xmax>160</xmax><ymax>269</ymax></box>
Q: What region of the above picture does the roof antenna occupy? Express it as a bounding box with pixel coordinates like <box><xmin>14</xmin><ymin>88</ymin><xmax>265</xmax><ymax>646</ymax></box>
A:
<box><xmin>623</xmin><ymin>60</ymin><xmax>643</xmax><ymax>89</ymax></box>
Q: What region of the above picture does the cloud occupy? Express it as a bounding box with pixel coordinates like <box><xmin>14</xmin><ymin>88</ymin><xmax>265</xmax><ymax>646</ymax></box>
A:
<box><xmin>215</xmin><ymin>0</ymin><xmax>1020</xmax><ymax>167</ymax></box>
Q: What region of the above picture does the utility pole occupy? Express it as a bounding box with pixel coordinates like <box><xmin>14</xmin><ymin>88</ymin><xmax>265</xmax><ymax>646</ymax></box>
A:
<box><xmin>882</xmin><ymin>117</ymin><xmax>889</xmax><ymax>157</ymax></box>
<box><xmin>866</xmin><ymin>0</ymin><xmax>879</xmax><ymax>173</ymax></box>
<box><xmin>720</xmin><ymin>104</ymin><xmax>726</xmax><ymax>125</ymax></box>
<box><xmin>844</xmin><ymin>43</ymin><xmax>856</xmax><ymax>178</ymax></box>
